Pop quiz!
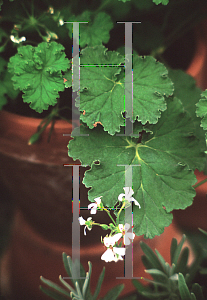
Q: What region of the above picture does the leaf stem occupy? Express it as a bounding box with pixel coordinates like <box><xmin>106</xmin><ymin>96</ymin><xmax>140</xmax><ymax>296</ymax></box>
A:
<box><xmin>116</xmin><ymin>202</ymin><xmax>126</xmax><ymax>225</ymax></box>
<box><xmin>94</xmin><ymin>0</ymin><xmax>112</xmax><ymax>14</ymax></box>
<box><xmin>193</xmin><ymin>178</ymin><xmax>207</xmax><ymax>189</ymax></box>
<box><xmin>102</xmin><ymin>207</ymin><xmax>117</xmax><ymax>226</ymax></box>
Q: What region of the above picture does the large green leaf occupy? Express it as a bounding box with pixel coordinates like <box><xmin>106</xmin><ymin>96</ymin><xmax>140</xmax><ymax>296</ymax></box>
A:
<box><xmin>132</xmin><ymin>0</ymin><xmax>154</xmax><ymax>10</ymax></box>
<box><xmin>8</xmin><ymin>42</ymin><xmax>69</xmax><ymax>113</ymax></box>
<box><xmin>132</xmin><ymin>54</ymin><xmax>173</xmax><ymax>124</ymax></box>
<box><xmin>196</xmin><ymin>90</ymin><xmax>207</xmax><ymax>139</ymax></box>
<box><xmin>153</xmin><ymin>0</ymin><xmax>169</xmax><ymax>5</ymax></box>
<box><xmin>66</xmin><ymin>11</ymin><xmax>113</xmax><ymax>48</ymax></box>
<box><xmin>0</xmin><ymin>57</ymin><xmax>19</xmax><ymax>108</ymax></box>
<box><xmin>168</xmin><ymin>68</ymin><xmax>206</xmax><ymax>171</ymax></box>
<box><xmin>65</xmin><ymin>46</ymin><xmax>173</xmax><ymax>135</ymax></box>
<box><xmin>68</xmin><ymin>97</ymin><xmax>201</xmax><ymax>238</ymax></box>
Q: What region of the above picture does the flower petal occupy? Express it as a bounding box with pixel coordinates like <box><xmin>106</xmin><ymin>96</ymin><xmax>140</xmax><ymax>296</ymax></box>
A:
<box><xmin>103</xmin><ymin>233</ymin><xmax>122</xmax><ymax>247</ymax></box>
<box><xmin>111</xmin><ymin>233</ymin><xmax>122</xmax><ymax>244</ymax></box>
<box><xmin>101</xmin><ymin>249</ymin><xmax>116</xmax><ymax>262</ymax></box>
<box><xmin>78</xmin><ymin>216</ymin><xmax>86</xmax><ymax>225</ymax></box>
<box><xmin>118</xmin><ymin>193</ymin><xmax>125</xmax><ymax>201</ymax></box>
<box><xmin>94</xmin><ymin>196</ymin><xmax>102</xmax><ymax>205</ymax></box>
<box><xmin>124</xmin><ymin>232</ymin><xmax>135</xmax><ymax>245</ymax></box>
<box><xmin>113</xmin><ymin>247</ymin><xmax>126</xmax><ymax>256</ymax></box>
<box><xmin>123</xmin><ymin>187</ymin><xmax>134</xmax><ymax>200</ymax></box>
<box><xmin>88</xmin><ymin>203</ymin><xmax>97</xmax><ymax>214</ymax></box>
<box><xmin>132</xmin><ymin>198</ymin><xmax>141</xmax><ymax>208</ymax></box>
<box><xmin>118</xmin><ymin>224</ymin><xmax>124</xmax><ymax>231</ymax></box>
<box><xmin>124</xmin><ymin>223</ymin><xmax>130</xmax><ymax>232</ymax></box>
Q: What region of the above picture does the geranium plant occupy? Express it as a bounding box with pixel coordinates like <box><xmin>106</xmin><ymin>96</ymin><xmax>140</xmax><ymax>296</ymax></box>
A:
<box><xmin>1</xmin><ymin>0</ymin><xmax>207</xmax><ymax>297</ymax></box>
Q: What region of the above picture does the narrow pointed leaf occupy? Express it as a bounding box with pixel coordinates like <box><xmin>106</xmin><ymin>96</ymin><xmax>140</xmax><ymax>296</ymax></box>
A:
<box><xmin>62</xmin><ymin>253</ymin><xmax>71</xmax><ymax>277</ymax></box>
<box><xmin>154</xmin><ymin>249</ymin><xmax>168</xmax><ymax>273</ymax></box>
<box><xmin>170</xmin><ymin>238</ymin><xmax>178</xmax><ymax>265</ymax></box>
<box><xmin>169</xmin><ymin>263</ymin><xmax>176</xmax><ymax>277</ymax></box>
<box><xmin>145</xmin><ymin>269</ymin><xmax>168</xmax><ymax>283</ymax></box>
<box><xmin>82</xmin><ymin>263</ymin><xmax>91</xmax><ymax>297</ymax></box>
<box><xmin>40</xmin><ymin>276</ymin><xmax>71</xmax><ymax>297</ymax></box>
<box><xmin>191</xmin><ymin>283</ymin><xmax>204</xmax><ymax>300</ymax></box>
<box><xmin>59</xmin><ymin>275</ymin><xmax>76</xmax><ymax>295</ymax></box>
<box><xmin>142</xmin><ymin>290</ymin><xmax>169</xmax><ymax>298</ymax></box>
<box><xmin>40</xmin><ymin>285</ymin><xmax>70</xmax><ymax>300</ymax></box>
<box><xmin>190</xmin><ymin>293</ymin><xmax>196</xmax><ymax>300</ymax></box>
<box><xmin>100</xmin><ymin>284</ymin><xmax>124</xmax><ymax>300</ymax></box>
<box><xmin>171</xmin><ymin>235</ymin><xmax>186</xmax><ymax>266</ymax></box>
<box><xmin>175</xmin><ymin>247</ymin><xmax>189</xmax><ymax>274</ymax></box>
<box><xmin>141</xmin><ymin>254</ymin><xmax>155</xmax><ymax>270</ymax></box>
<box><xmin>75</xmin><ymin>281</ymin><xmax>83</xmax><ymax>298</ymax></box>
<box><xmin>178</xmin><ymin>273</ymin><xmax>191</xmax><ymax>300</ymax></box>
<box><xmin>140</xmin><ymin>242</ymin><xmax>163</xmax><ymax>271</ymax></box>
<box><xmin>92</xmin><ymin>267</ymin><xmax>105</xmax><ymax>300</ymax></box>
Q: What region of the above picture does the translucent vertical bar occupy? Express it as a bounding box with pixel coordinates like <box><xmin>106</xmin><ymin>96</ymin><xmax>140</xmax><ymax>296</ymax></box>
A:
<box><xmin>63</xmin><ymin>21</ymin><xmax>89</xmax><ymax>137</ymax></box>
<box><xmin>63</xmin><ymin>164</ymin><xmax>88</xmax><ymax>280</ymax></box>
<box><xmin>116</xmin><ymin>21</ymin><xmax>140</xmax><ymax>137</ymax></box>
<box><xmin>116</xmin><ymin>164</ymin><xmax>141</xmax><ymax>280</ymax></box>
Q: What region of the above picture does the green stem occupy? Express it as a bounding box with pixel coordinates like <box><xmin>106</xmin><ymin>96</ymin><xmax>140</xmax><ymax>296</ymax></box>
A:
<box><xmin>28</xmin><ymin>107</ymin><xmax>59</xmax><ymax>144</ymax></box>
<box><xmin>193</xmin><ymin>178</ymin><xmax>207</xmax><ymax>189</ymax></box>
<box><xmin>93</xmin><ymin>0</ymin><xmax>112</xmax><ymax>14</ymax></box>
<box><xmin>102</xmin><ymin>207</ymin><xmax>117</xmax><ymax>226</ymax></box>
<box><xmin>116</xmin><ymin>202</ymin><xmax>126</xmax><ymax>225</ymax></box>
<box><xmin>92</xmin><ymin>222</ymin><xmax>108</xmax><ymax>227</ymax></box>
<box><xmin>117</xmin><ymin>202</ymin><xmax>125</xmax><ymax>219</ymax></box>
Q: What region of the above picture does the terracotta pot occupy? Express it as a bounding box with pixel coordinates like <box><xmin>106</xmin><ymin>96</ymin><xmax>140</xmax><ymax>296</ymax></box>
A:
<box><xmin>186</xmin><ymin>19</ymin><xmax>207</xmax><ymax>90</ymax></box>
<box><xmin>0</xmin><ymin>110</ymin><xmax>192</xmax><ymax>299</ymax></box>
<box><xmin>173</xmin><ymin>19</ymin><xmax>207</xmax><ymax>231</ymax></box>
<box><xmin>0</xmin><ymin>109</ymin><xmax>108</xmax><ymax>245</ymax></box>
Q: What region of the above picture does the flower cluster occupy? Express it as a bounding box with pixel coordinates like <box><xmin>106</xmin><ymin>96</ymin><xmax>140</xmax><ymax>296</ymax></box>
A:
<box><xmin>78</xmin><ymin>187</ymin><xmax>141</xmax><ymax>263</ymax></box>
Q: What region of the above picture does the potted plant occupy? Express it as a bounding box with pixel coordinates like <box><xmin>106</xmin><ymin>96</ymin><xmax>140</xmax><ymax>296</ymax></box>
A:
<box><xmin>1</xmin><ymin>0</ymin><xmax>207</xmax><ymax>299</ymax></box>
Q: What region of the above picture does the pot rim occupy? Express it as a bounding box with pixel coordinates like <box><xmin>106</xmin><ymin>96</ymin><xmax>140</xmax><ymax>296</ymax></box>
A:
<box><xmin>0</xmin><ymin>109</ymin><xmax>79</xmax><ymax>165</ymax></box>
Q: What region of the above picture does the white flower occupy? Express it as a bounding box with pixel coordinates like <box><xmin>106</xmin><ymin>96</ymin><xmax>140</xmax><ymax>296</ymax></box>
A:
<box><xmin>101</xmin><ymin>247</ymin><xmax>125</xmax><ymax>262</ymax></box>
<box><xmin>101</xmin><ymin>248</ymin><xmax>116</xmax><ymax>262</ymax></box>
<box><xmin>78</xmin><ymin>216</ymin><xmax>86</xmax><ymax>225</ymax></box>
<box><xmin>101</xmin><ymin>233</ymin><xmax>125</xmax><ymax>262</ymax></box>
<box><xmin>118</xmin><ymin>223</ymin><xmax>135</xmax><ymax>245</ymax></box>
<box><xmin>10</xmin><ymin>35</ymin><xmax>26</xmax><ymax>44</ymax></box>
<box><xmin>78</xmin><ymin>216</ymin><xmax>92</xmax><ymax>235</ymax></box>
<box><xmin>118</xmin><ymin>187</ymin><xmax>141</xmax><ymax>208</ymax></box>
<box><xmin>59</xmin><ymin>19</ymin><xmax>64</xmax><ymax>26</ymax></box>
<box><xmin>103</xmin><ymin>233</ymin><xmax>122</xmax><ymax>247</ymax></box>
<box><xmin>48</xmin><ymin>6</ymin><xmax>54</xmax><ymax>14</ymax></box>
<box><xmin>88</xmin><ymin>196</ymin><xmax>102</xmax><ymax>214</ymax></box>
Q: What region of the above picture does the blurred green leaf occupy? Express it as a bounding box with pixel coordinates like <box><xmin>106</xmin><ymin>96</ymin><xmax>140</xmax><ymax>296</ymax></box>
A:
<box><xmin>191</xmin><ymin>283</ymin><xmax>204</xmax><ymax>300</ymax></box>
<box><xmin>92</xmin><ymin>267</ymin><xmax>105</xmax><ymax>300</ymax></box>
<box><xmin>178</xmin><ymin>273</ymin><xmax>191</xmax><ymax>300</ymax></box>
<box><xmin>99</xmin><ymin>284</ymin><xmax>124</xmax><ymax>300</ymax></box>
<box><xmin>40</xmin><ymin>276</ymin><xmax>71</xmax><ymax>297</ymax></box>
<box><xmin>171</xmin><ymin>235</ymin><xmax>186</xmax><ymax>266</ymax></box>
<box><xmin>140</xmin><ymin>241</ymin><xmax>163</xmax><ymax>271</ymax></box>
